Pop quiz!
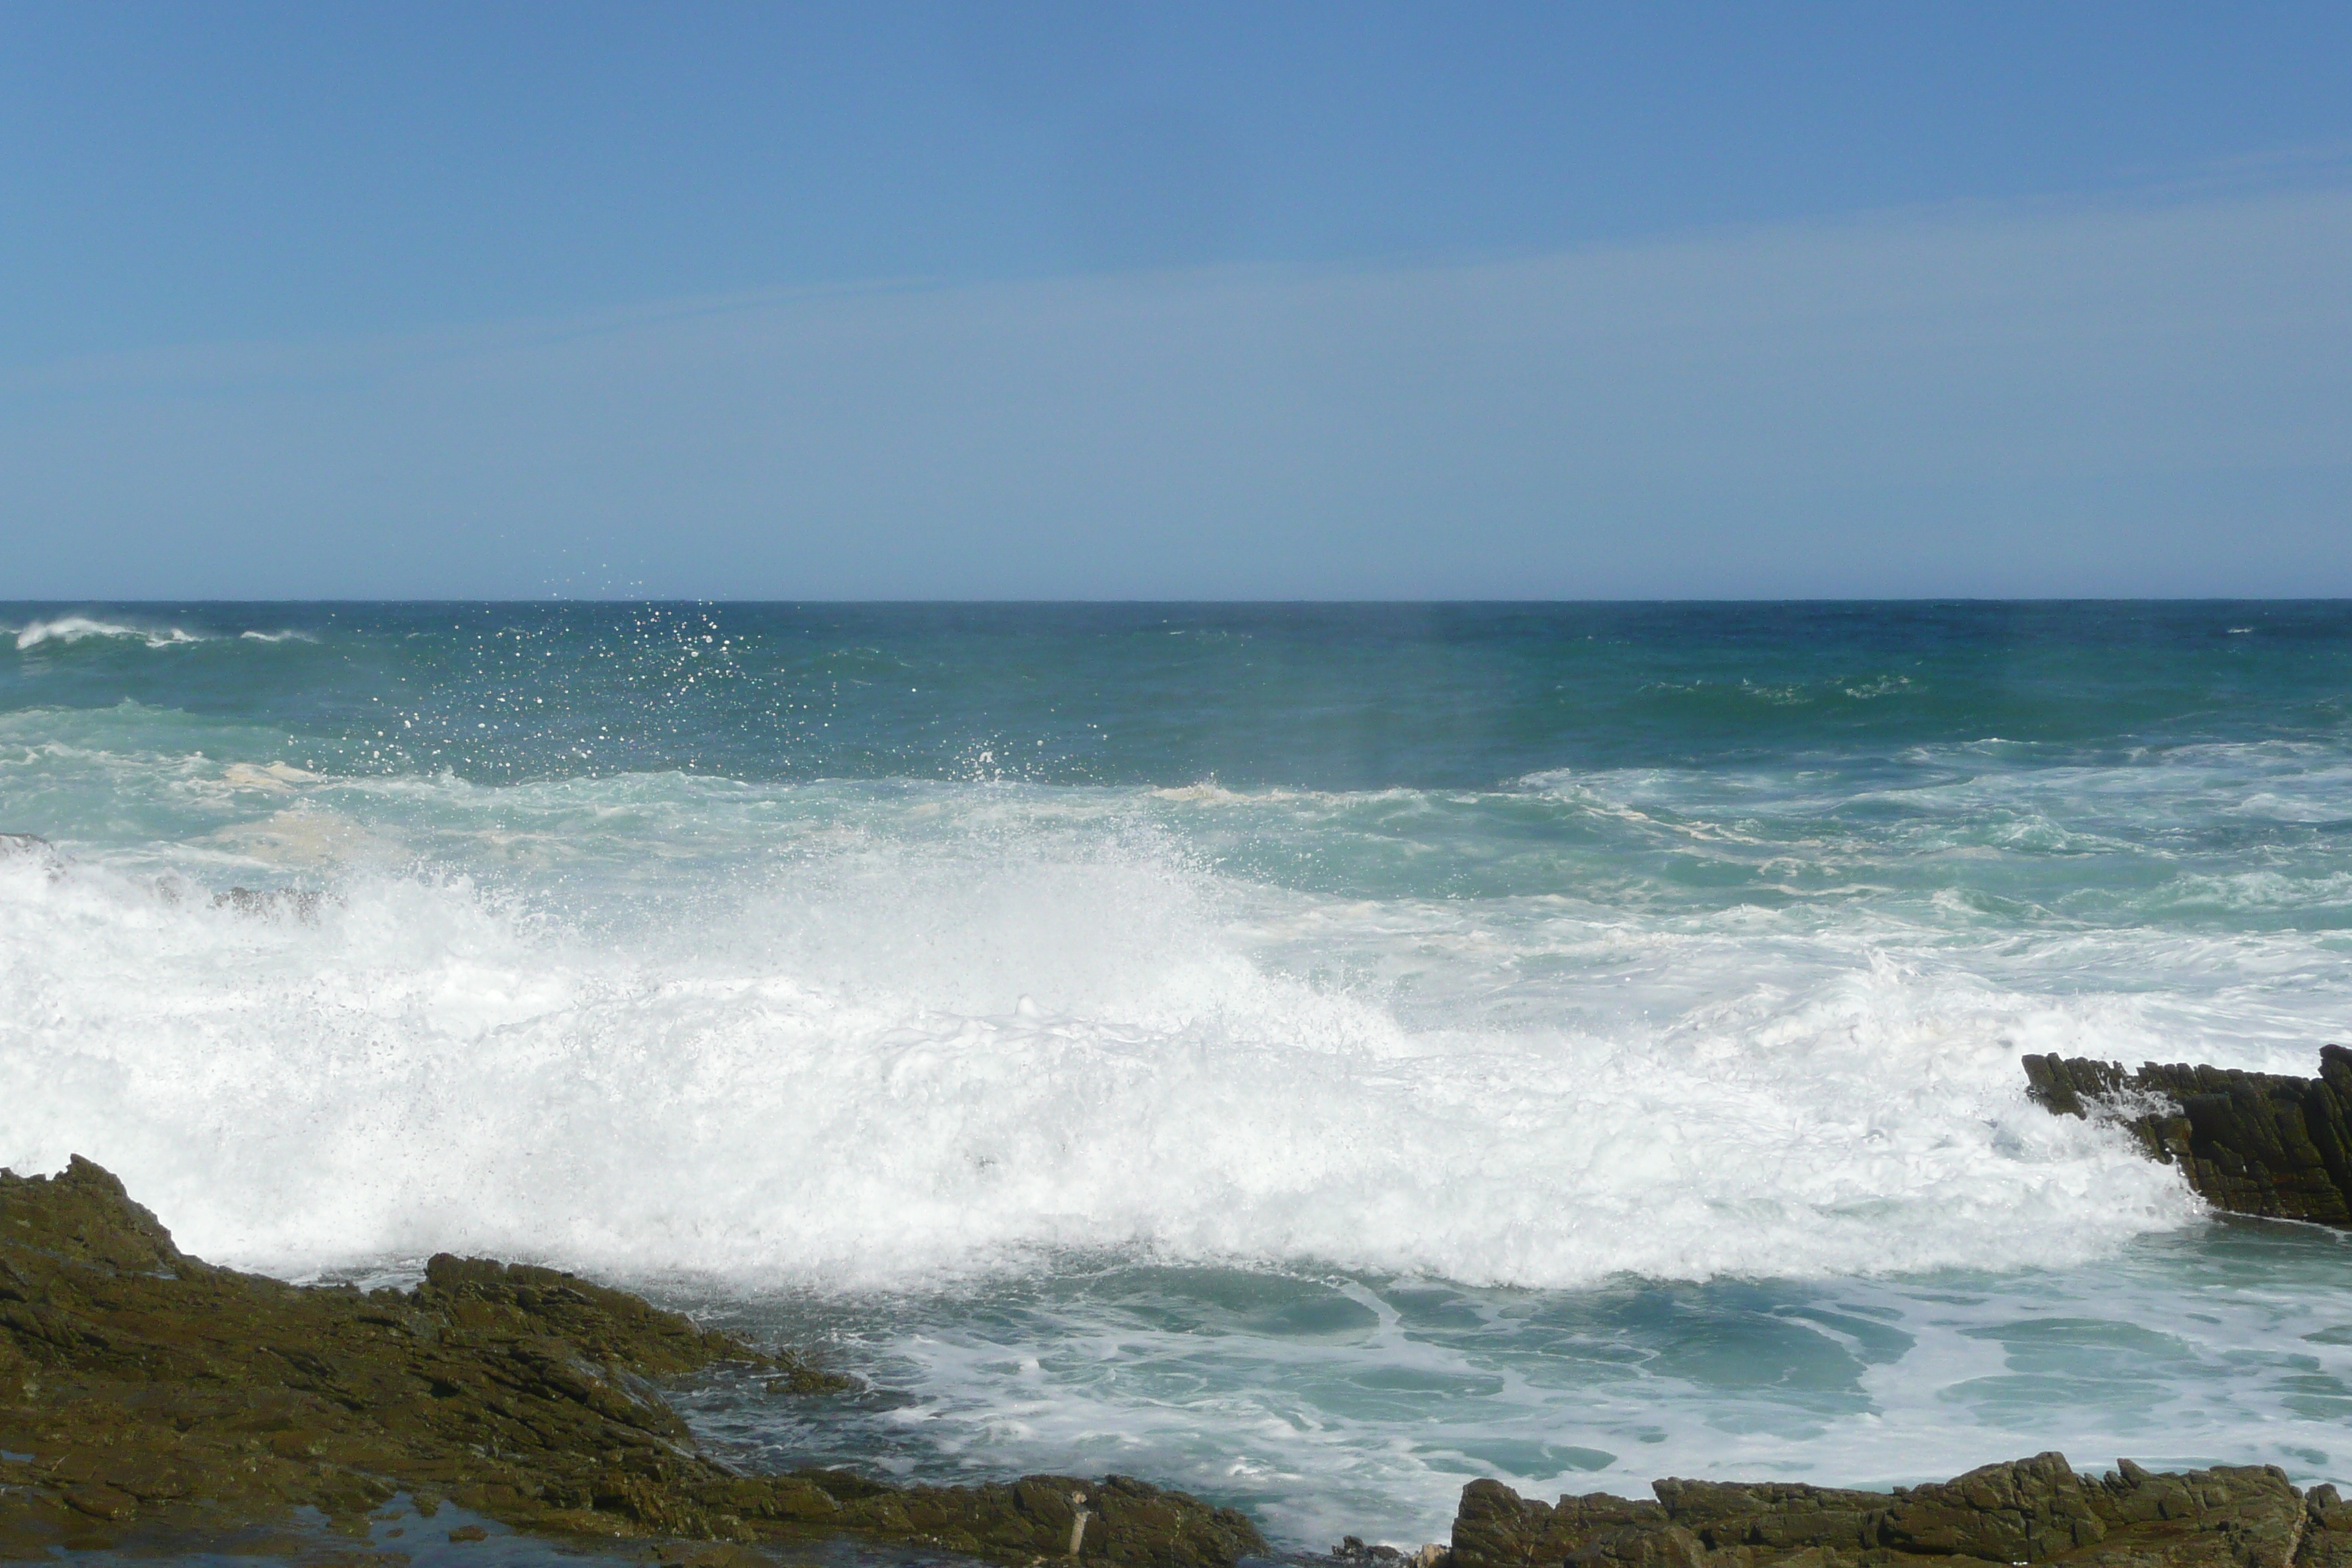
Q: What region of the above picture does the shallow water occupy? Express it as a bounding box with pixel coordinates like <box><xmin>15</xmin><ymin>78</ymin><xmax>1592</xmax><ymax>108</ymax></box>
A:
<box><xmin>668</xmin><ymin>1219</ymin><xmax>2352</xmax><ymax>1548</ymax></box>
<box><xmin>4</xmin><ymin>602</ymin><xmax>2349</xmax><ymax>1549</ymax></box>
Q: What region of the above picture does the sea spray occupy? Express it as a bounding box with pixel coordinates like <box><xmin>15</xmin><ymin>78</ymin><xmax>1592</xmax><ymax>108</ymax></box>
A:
<box><xmin>1</xmin><ymin>798</ymin><xmax>2201</xmax><ymax>1285</ymax></box>
<box><xmin>4</xmin><ymin>600</ymin><xmax>2351</xmax><ymax>1542</ymax></box>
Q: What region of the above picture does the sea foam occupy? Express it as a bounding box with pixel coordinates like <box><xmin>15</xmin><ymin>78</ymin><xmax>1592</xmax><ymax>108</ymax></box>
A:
<box><xmin>8</xmin><ymin>601</ymin><xmax>2349</xmax><ymax>1542</ymax></box>
<box><xmin>0</xmin><ymin>785</ymin><xmax>2205</xmax><ymax>1290</ymax></box>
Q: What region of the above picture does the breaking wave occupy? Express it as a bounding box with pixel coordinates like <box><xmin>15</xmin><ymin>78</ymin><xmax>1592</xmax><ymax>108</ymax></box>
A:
<box><xmin>8</xmin><ymin>602</ymin><xmax>2352</xmax><ymax>1538</ymax></box>
<box><xmin>0</xmin><ymin>769</ymin><xmax>2212</xmax><ymax>1289</ymax></box>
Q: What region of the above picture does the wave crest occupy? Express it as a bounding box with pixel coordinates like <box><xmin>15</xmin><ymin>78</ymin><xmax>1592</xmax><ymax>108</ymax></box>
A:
<box><xmin>8</xmin><ymin>618</ymin><xmax>316</xmax><ymax>651</ymax></box>
<box><xmin>12</xmin><ymin>616</ymin><xmax>209</xmax><ymax>650</ymax></box>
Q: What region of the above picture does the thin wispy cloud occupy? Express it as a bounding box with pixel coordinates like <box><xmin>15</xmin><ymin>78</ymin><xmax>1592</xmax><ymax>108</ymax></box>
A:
<box><xmin>10</xmin><ymin>175</ymin><xmax>2350</xmax><ymax>598</ymax></box>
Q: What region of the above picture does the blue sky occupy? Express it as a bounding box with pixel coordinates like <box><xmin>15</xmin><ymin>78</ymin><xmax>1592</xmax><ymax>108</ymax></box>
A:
<box><xmin>5</xmin><ymin>1</ymin><xmax>2351</xmax><ymax>598</ymax></box>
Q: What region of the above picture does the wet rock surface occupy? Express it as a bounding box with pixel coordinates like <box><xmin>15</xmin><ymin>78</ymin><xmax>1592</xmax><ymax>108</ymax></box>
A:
<box><xmin>2023</xmin><ymin>1047</ymin><xmax>2352</xmax><ymax>1224</ymax></box>
<box><xmin>0</xmin><ymin>1158</ymin><xmax>1266</xmax><ymax>1566</ymax></box>
<box><xmin>1451</xmin><ymin>1452</ymin><xmax>2349</xmax><ymax>1568</ymax></box>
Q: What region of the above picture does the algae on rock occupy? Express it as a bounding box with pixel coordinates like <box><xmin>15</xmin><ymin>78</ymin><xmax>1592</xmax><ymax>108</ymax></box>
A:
<box><xmin>2023</xmin><ymin>1047</ymin><xmax>2352</xmax><ymax>1224</ymax></box>
<box><xmin>0</xmin><ymin>1156</ymin><xmax>1265</xmax><ymax>1566</ymax></box>
<box><xmin>1452</xmin><ymin>1451</ymin><xmax>2352</xmax><ymax>1568</ymax></box>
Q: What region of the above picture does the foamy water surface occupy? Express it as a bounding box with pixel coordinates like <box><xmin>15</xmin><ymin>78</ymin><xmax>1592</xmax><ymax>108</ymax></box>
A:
<box><xmin>3</xmin><ymin>602</ymin><xmax>2349</xmax><ymax>1548</ymax></box>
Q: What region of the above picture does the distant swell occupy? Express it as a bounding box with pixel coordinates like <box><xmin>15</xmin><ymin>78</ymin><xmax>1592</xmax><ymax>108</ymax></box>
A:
<box><xmin>12</xmin><ymin>616</ymin><xmax>209</xmax><ymax>650</ymax></box>
<box><xmin>6</xmin><ymin>617</ymin><xmax>319</xmax><ymax>650</ymax></box>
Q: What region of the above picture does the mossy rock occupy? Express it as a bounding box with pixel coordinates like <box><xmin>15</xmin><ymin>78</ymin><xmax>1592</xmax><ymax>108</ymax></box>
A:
<box><xmin>0</xmin><ymin>1157</ymin><xmax>1265</xmax><ymax>1566</ymax></box>
<box><xmin>1451</xmin><ymin>1452</ymin><xmax>2345</xmax><ymax>1568</ymax></box>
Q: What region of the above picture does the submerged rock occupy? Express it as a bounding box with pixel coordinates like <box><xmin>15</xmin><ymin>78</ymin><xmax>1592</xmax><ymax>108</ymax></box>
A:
<box><xmin>2023</xmin><ymin>1047</ymin><xmax>2352</xmax><ymax>1224</ymax></box>
<box><xmin>0</xmin><ymin>1158</ymin><xmax>1266</xmax><ymax>1565</ymax></box>
<box><xmin>1452</xmin><ymin>1451</ymin><xmax>2345</xmax><ymax>1568</ymax></box>
<box><xmin>211</xmin><ymin>883</ymin><xmax>333</xmax><ymax>921</ymax></box>
<box><xmin>0</xmin><ymin>832</ymin><xmax>60</xmax><ymax>877</ymax></box>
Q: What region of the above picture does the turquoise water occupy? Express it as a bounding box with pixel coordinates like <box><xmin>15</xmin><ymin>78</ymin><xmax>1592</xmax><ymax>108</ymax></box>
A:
<box><xmin>4</xmin><ymin>602</ymin><xmax>2351</xmax><ymax>1548</ymax></box>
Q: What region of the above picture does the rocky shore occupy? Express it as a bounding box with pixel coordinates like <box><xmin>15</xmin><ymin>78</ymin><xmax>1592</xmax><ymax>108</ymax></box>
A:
<box><xmin>1455</xmin><ymin>1453</ymin><xmax>2352</xmax><ymax>1568</ymax></box>
<box><xmin>2024</xmin><ymin>1047</ymin><xmax>2352</xmax><ymax>1225</ymax></box>
<box><xmin>0</xmin><ymin>1158</ymin><xmax>1262</xmax><ymax>1564</ymax></box>
<box><xmin>7</xmin><ymin>1130</ymin><xmax>2351</xmax><ymax>1567</ymax></box>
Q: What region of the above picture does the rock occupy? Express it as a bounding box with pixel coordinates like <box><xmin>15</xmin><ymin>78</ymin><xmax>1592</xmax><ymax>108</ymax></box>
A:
<box><xmin>2022</xmin><ymin>1047</ymin><xmax>2352</xmax><ymax>1224</ymax></box>
<box><xmin>211</xmin><ymin>885</ymin><xmax>331</xmax><ymax>921</ymax></box>
<box><xmin>1455</xmin><ymin>1479</ymin><xmax>1672</xmax><ymax>1568</ymax></box>
<box><xmin>1877</xmin><ymin>1452</ymin><xmax>2110</xmax><ymax>1559</ymax></box>
<box><xmin>0</xmin><ymin>1158</ymin><xmax>1266</xmax><ymax>1567</ymax></box>
<box><xmin>2302</xmin><ymin>1487</ymin><xmax>2352</xmax><ymax>1568</ymax></box>
<box><xmin>1451</xmin><ymin>1452</ymin><xmax>2337</xmax><ymax>1568</ymax></box>
<box><xmin>1338</xmin><ymin>1535</ymin><xmax>1452</xmax><ymax>1567</ymax></box>
<box><xmin>0</xmin><ymin>832</ymin><xmax>61</xmax><ymax>876</ymax></box>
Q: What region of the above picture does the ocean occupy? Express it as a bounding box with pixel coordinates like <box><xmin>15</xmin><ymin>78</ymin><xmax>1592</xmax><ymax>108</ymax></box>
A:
<box><xmin>3</xmin><ymin>600</ymin><xmax>2349</xmax><ymax>1550</ymax></box>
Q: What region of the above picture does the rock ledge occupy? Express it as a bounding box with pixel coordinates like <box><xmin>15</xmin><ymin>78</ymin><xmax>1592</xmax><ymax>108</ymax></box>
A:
<box><xmin>0</xmin><ymin>1156</ymin><xmax>1264</xmax><ymax>1565</ymax></box>
<box><xmin>2024</xmin><ymin>1047</ymin><xmax>2352</xmax><ymax>1224</ymax></box>
<box><xmin>1454</xmin><ymin>1451</ymin><xmax>2352</xmax><ymax>1568</ymax></box>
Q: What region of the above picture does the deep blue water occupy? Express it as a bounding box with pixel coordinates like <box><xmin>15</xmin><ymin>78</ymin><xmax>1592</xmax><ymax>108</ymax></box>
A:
<box><xmin>9</xmin><ymin>601</ymin><xmax>2350</xmax><ymax>786</ymax></box>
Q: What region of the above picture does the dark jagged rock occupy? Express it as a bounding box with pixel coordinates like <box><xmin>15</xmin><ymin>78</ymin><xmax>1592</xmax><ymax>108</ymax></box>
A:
<box><xmin>2022</xmin><ymin>1047</ymin><xmax>2352</xmax><ymax>1224</ymax></box>
<box><xmin>1452</xmin><ymin>1452</ymin><xmax>2342</xmax><ymax>1568</ymax></box>
<box><xmin>0</xmin><ymin>1157</ymin><xmax>1267</xmax><ymax>1566</ymax></box>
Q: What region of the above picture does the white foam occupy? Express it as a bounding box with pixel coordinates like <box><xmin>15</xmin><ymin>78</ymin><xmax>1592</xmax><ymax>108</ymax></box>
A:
<box><xmin>11</xmin><ymin>708</ymin><xmax>2348</xmax><ymax>1294</ymax></box>
<box><xmin>0</xmin><ymin>794</ymin><xmax>2209</xmax><ymax>1291</ymax></box>
<box><xmin>770</xmin><ymin>1221</ymin><xmax>2352</xmax><ymax>1548</ymax></box>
